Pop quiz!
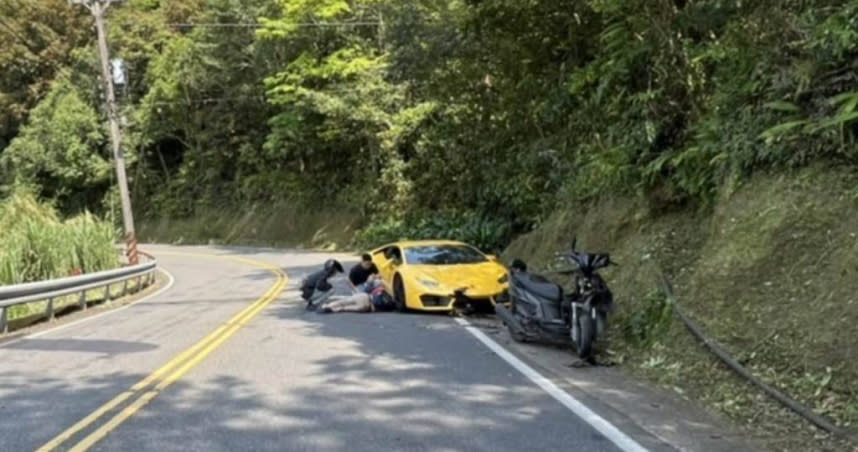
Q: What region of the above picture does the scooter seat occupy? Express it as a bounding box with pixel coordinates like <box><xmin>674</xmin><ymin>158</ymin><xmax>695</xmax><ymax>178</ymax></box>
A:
<box><xmin>512</xmin><ymin>272</ymin><xmax>562</xmax><ymax>302</ymax></box>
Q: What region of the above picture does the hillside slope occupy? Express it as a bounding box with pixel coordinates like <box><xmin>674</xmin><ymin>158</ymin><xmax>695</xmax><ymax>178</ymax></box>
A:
<box><xmin>505</xmin><ymin>166</ymin><xmax>858</xmax><ymax>451</ymax></box>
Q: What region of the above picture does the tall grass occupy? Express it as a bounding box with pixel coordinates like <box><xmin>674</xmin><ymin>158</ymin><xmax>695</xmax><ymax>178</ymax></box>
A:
<box><xmin>0</xmin><ymin>191</ymin><xmax>118</xmax><ymax>285</ymax></box>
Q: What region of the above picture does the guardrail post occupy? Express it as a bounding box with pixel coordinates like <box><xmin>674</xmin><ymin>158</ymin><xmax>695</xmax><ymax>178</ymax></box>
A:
<box><xmin>47</xmin><ymin>297</ymin><xmax>55</xmax><ymax>321</ymax></box>
<box><xmin>0</xmin><ymin>307</ymin><xmax>7</xmax><ymax>334</ymax></box>
<box><xmin>79</xmin><ymin>290</ymin><xmax>87</xmax><ymax>311</ymax></box>
<box><xmin>136</xmin><ymin>275</ymin><xmax>143</xmax><ymax>293</ymax></box>
<box><xmin>104</xmin><ymin>284</ymin><xmax>112</xmax><ymax>304</ymax></box>
<box><xmin>121</xmin><ymin>279</ymin><xmax>129</xmax><ymax>297</ymax></box>
<box><xmin>148</xmin><ymin>271</ymin><xmax>155</xmax><ymax>286</ymax></box>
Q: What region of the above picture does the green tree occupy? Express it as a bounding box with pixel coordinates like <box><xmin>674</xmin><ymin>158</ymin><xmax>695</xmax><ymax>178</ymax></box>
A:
<box><xmin>0</xmin><ymin>0</ymin><xmax>91</xmax><ymax>150</ymax></box>
<box><xmin>1</xmin><ymin>78</ymin><xmax>111</xmax><ymax>213</ymax></box>
<box><xmin>133</xmin><ymin>0</ymin><xmax>280</xmax><ymax>216</ymax></box>
<box><xmin>258</xmin><ymin>0</ymin><xmax>422</xmax><ymax>211</ymax></box>
<box><xmin>2</xmin><ymin>0</ymin><xmax>858</xmax><ymax>247</ymax></box>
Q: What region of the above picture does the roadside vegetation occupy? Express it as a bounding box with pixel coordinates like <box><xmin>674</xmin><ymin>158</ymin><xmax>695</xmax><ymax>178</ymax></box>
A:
<box><xmin>0</xmin><ymin>191</ymin><xmax>119</xmax><ymax>319</ymax></box>
<box><xmin>5</xmin><ymin>0</ymin><xmax>855</xmax><ymax>245</ymax></box>
<box><xmin>138</xmin><ymin>200</ymin><xmax>360</xmax><ymax>250</ymax></box>
<box><xmin>0</xmin><ymin>191</ymin><xmax>118</xmax><ymax>285</ymax></box>
<box><xmin>2</xmin><ymin>1</ymin><xmax>858</xmax><ymax>449</ymax></box>
<box><xmin>506</xmin><ymin>165</ymin><xmax>858</xmax><ymax>451</ymax></box>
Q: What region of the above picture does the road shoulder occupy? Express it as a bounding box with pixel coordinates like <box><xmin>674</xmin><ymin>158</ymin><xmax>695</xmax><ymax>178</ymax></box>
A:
<box><xmin>466</xmin><ymin>315</ymin><xmax>765</xmax><ymax>452</ymax></box>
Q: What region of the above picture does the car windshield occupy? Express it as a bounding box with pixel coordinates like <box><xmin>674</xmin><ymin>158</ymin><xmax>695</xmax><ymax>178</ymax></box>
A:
<box><xmin>405</xmin><ymin>245</ymin><xmax>487</xmax><ymax>265</ymax></box>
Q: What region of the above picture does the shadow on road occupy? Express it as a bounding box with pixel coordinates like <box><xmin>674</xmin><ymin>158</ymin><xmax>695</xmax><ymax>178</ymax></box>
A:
<box><xmin>4</xmin><ymin>338</ymin><xmax>158</xmax><ymax>355</ymax></box>
<box><xmin>97</xmin><ymin>305</ymin><xmax>615</xmax><ymax>451</ymax></box>
<box><xmin>0</xmin><ymin>257</ymin><xmax>626</xmax><ymax>452</ymax></box>
<box><xmin>0</xmin><ymin>313</ymin><xmax>617</xmax><ymax>452</ymax></box>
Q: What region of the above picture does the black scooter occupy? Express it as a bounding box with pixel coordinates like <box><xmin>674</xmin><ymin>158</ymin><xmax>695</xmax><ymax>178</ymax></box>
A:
<box><xmin>495</xmin><ymin>239</ymin><xmax>615</xmax><ymax>360</ymax></box>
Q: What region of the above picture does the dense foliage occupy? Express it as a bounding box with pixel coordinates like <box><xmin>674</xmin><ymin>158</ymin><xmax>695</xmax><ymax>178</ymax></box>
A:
<box><xmin>2</xmin><ymin>0</ymin><xmax>858</xmax><ymax>247</ymax></box>
<box><xmin>354</xmin><ymin>211</ymin><xmax>511</xmax><ymax>254</ymax></box>
<box><xmin>0</xmin><ymin>191</ymin><xmax>118</xmax><ymax>285</ymax></box>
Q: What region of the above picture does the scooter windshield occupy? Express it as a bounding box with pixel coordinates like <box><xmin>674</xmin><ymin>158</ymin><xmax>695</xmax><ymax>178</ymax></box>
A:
<box><xmin>572</xmin><ymin>252</ymin><xmax>611</xmax><ymax>273</ymax></box>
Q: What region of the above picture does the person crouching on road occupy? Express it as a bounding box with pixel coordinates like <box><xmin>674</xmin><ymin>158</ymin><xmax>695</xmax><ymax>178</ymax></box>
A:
<box><xmin>348</xmin><ymin>253</ymin><xmax>379</xmax><ymax>292</ymax></box>
<box><xmin>317</xmin><ymin>279</ymin><xmax>396</xmax><ymax>313</ymax></box>
<box><xmin>300</xmin><ymin>259</ymin><xmax>344</xmax><ymax>311</ymax></box>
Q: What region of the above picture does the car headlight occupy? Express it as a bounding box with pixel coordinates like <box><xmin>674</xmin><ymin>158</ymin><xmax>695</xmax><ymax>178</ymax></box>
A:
<box><xmin>418</xmin><ymin>278</ymin><xmax>440</xmax><ymax>288</ymax></box>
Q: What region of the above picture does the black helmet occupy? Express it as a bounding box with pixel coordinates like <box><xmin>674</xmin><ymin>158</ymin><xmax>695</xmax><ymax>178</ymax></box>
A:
<box><xmin>324</xmin><ymin>259</ymin><xmax>344</xmax><ymax>274</ymax></box>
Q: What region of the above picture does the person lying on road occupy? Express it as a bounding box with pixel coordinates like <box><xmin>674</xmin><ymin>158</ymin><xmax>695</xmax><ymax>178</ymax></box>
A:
<box><xmin>317</xmin><ymin>279</ymin><xmax>396</xmax><ymax>314</ymax></box>
<box><xmin>348</xmin><ymin>253</ymin><xmax>379</xmax><ymax>292</ymax></box>
<box><xmin>300</xmin><ymin>259</ymin><xmax>344</xmax><ymax>311</ymax></box>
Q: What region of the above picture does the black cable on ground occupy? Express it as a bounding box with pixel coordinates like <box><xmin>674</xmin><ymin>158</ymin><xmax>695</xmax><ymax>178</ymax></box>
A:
<box><xmin>656</xmin><ymin>272</ymin><xmax>857</xmax><ymax>444</ymax></box>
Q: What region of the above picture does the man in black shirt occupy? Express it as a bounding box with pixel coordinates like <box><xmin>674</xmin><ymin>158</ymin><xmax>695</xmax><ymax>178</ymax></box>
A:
<box><xmin>348</xmin><ymin>253</ymin><xmax>379</xmax><ymax>291</ymax></box>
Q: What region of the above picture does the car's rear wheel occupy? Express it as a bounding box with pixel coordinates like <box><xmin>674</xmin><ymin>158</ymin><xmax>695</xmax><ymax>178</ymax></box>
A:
<box><xmin>393</xmin><ymin>276</ymin><xmax>408</xmax><ymax>312</ymax></box>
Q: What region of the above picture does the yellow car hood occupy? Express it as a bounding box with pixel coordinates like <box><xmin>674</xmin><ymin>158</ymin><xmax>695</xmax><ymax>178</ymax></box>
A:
<box><xmin>409</xmin><ymin>263</ymin><xmax>507</xmax><ymax>295</ymax></box>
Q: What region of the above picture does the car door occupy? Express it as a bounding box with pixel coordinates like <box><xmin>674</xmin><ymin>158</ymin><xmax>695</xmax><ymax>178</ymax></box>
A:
<box><xmin>372</xmin><ymin>247</ymin><xmax>392</xmax><ymax>282</ymax></box>
<box><xmin>375</xmin><ymin>246</ymin><xmax>403</xmax><ymax>284</ymax></box>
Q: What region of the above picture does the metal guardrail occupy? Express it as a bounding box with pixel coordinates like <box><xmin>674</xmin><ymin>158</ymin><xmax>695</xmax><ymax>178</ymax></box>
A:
<box><xmin>655</xmin><ymin>269</ymin><xmax>856</xmax><ymax>444</ymax></box>
<box><xmin>0</xmin><ymin>252</ymin><xmax>158</xmax><ymax>334</ymax></box>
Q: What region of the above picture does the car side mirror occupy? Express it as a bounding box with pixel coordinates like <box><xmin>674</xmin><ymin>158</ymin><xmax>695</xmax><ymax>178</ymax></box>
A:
<box><xmin>386</xmin><ymin>254</ymin><xmax>402</xmax><ymax>266</ymax></box>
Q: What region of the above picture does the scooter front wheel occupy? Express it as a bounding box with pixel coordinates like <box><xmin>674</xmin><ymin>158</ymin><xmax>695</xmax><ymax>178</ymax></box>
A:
<box><xmin>575</xmin><ymin>312</ymin><xmax>595</xmax><ymax>359</ymax></box>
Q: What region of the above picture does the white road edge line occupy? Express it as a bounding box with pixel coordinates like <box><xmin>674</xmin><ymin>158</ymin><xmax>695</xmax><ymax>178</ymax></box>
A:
<box><xmin>454</xmin><ymin>317</ymin><xmax>650</xmax><ymax>452</ymax></box>
<box><xmin>0</xmin><ymin>267</ymin><xmax>176</xmax><ymax>348</ymax></box>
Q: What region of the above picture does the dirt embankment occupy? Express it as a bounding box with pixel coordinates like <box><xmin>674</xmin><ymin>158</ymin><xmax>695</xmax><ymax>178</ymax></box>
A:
<box><xmin>504</xmin><ymin>165</ymin><xmax>858</xmax><ymax>452</ymax></box>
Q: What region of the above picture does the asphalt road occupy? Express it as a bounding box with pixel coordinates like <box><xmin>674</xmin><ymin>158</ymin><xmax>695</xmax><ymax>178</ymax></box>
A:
<box><xmin>0</xmin><ymin>245</ymin><xmax>685</xmax><ymax>452</ymax></box>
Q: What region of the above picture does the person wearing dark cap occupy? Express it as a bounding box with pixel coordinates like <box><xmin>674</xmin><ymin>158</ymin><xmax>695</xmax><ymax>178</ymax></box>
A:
<box><xmin>300</xmin><ymin>259</ymin><xmax>344</xmax><ymax>311</ymax></box>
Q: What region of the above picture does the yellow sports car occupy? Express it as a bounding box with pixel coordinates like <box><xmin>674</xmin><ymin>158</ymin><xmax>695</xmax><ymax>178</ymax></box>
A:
<box><xmin>369</xmin><ymin>240</ymin><xmax>509</xmax><ymax>312</ymax></box>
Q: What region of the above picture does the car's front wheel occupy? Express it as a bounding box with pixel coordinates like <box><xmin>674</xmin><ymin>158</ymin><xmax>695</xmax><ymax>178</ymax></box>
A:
<box><xmin>393</xmin><ymin>276</ymin><xmax>408</xmax><ymax>312</ymax></box>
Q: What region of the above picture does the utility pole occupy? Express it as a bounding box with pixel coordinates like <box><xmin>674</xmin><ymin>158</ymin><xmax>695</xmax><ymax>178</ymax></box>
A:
<box><xmin>70</xmin><ymin>0</ymin><xmax>138</xmax><ymax>264</ymax></box>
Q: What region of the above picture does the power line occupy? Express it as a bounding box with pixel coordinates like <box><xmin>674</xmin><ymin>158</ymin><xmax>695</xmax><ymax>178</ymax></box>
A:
<box><xmin>136</xmin><ymin>87</ymin><xmax>377</xmax><ymax>107</ymax></box>
<box><xmin>165</xmin><ymin>21</ymin><xmax>381</xmax><ymax>28</ymax></box>
<box><xmin>137</xmin><ymin>95</ymin><xmax>266</xmax><ymax>107</ymax></box>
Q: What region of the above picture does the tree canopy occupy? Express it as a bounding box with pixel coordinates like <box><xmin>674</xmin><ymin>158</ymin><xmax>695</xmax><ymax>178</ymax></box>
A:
<box><xmin>2</xmin><ymin>0</ymin><xmax>857</xmax><ymax>248</ymax></box>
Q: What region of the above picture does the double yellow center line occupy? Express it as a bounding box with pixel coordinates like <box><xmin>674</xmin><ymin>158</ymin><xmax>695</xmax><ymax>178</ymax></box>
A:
<box><xmin>36</xmin><ymin>252</ymin><xmax>288</xmax><ymax>452</ymax></box>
